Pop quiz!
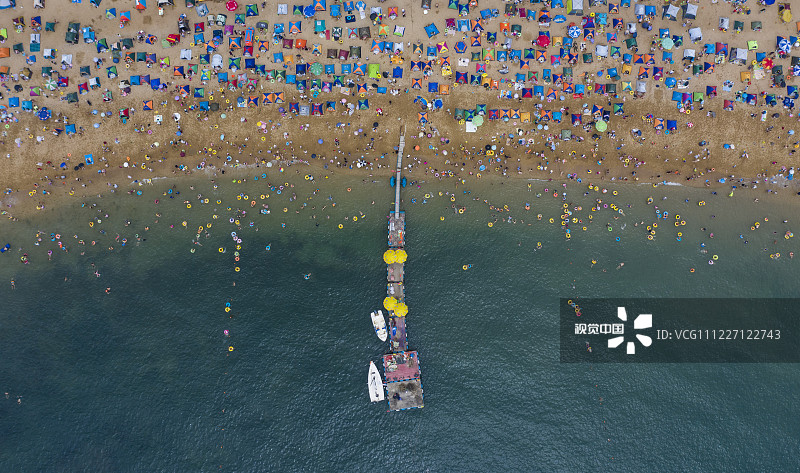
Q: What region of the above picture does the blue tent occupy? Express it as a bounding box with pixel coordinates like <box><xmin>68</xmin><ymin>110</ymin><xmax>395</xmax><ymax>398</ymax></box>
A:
<box><xmin>85</xmin><ymin>154</ymin><xmax>94</xmax><ymax>165</ymax></box>
<box><xmin>199</xmin><ymin>101</ymin><xmax>210</xmax><ymax>110</ymax></box>
<box><xmin>392</xmin><ymin>66</ymin><xmax>403</xmax><ymax>78</ymax></box>
<box><xmin>8</xmin><ymin>97</ymin><xmax>19</xmax><ymax>108</ymax></box>
<box><xmin>65</xmin><ymin>124</ymin><xmax>77</xmax><ymax>135</ymax></box>
<box><xmin>424</xmin><ymin>23</ymin><xmax>439</xmax><ymax>38</ymax></box>
<box><xmin>151</xmin><ymin>78</ymin><xmax>161</xmax><ymax>90</ymax></box>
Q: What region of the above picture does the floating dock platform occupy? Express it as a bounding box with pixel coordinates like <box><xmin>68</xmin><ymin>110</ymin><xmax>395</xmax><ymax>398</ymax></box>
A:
<box><xmin>383</xmin><ymin>352</ymin><xmax>424</xmax><ymax>411</ymax></box>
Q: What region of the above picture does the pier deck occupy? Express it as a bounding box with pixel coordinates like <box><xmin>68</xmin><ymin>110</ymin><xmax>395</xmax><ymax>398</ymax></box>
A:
<box><xmin>376</xmin><ymin>128</ymin><xmax>422</xmax><ymax>412</ymax></box>
<box><xmin>387</xmin><ymin>282</ymin><xmax>404</xmax><ymax>302</ymax></box>
<box><xmin>387</xmin><ymin>263</ymin><xmax>404</xmax><ymax>283</ymax></box>
<box><xmin>384</xmin><ymin>351</ymin><xmax>423</xmax><ymax>411</ymax></box>
<box><xmin>388</xmin><ymin>211</ymin><xmax>405</xmax><ymax>248</ymax></box>
<box><xmin>386</xmin><ymin>379</ymin><xmax>424</xmax><ymax>411</ymax></box>
<box><xmin>383</xmin><ymin>351</ymin><xmax>420</xmax><ymax>382</ymax></box>
<box><xmin>388</xmin><ymin>316</ymin><xmax>408</xmax><ymax>352</ymax></box>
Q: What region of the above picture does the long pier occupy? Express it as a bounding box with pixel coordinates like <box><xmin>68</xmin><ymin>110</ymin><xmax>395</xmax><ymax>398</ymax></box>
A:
<box><xmin>382</xmin><ymin>128</ymin><xmax>423</xmax><ymax>411</ymax></box>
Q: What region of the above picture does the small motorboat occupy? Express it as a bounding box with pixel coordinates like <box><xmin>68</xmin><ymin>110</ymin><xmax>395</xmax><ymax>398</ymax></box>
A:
<box><xmin>371</xmin><ymin>310</ymin><xmax>387</xmax><ymax>342</ymax></box>
<box><xmin>389</xmin><ymin>175</ymin><xmax>396</xmax><ymax>188</ymax></box>
<box><xmin>400</xmin><ymin>177</ymin><xmax>407</xmax><ymax>188</ymax></box>
<box><xmin>0</xmin><ymin>244</ymin><xmax>9</xmax><ymax>253</ymax></box>
<box><xmin>368</xmin><ymin>361</ymin><xmax>385</xmax><ymax>402</ymax></box>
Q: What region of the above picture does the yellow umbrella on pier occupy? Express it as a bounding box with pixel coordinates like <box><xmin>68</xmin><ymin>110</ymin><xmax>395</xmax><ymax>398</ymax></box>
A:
<box><xmin>394</xmin><ymin>302</ymin><xmax>408</xmax><ymax>317</ymax></box>
<box><xmin>383</xmin><ymin>296</ymin><xmax>397</xmax><ymax>310</ymax></box>
<box><xmin>383</xmin><ymin>249</ymin><xmax>397</xmax><ymax>264</ymax></box>
<box><xmin>394</xmin><ymin>248</ymin><xmax>407</xmax><ymax>263</ymax></box>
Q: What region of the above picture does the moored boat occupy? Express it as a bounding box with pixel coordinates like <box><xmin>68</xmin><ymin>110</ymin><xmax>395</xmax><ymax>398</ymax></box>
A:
<box><xmin>368</xmin><ymin>361</ymin><xmax>385</xmax><ymax>402</ymax></box>
<box><xmin>371</xmin><ymin>310</ymin><xmax>388</xmax><ymax>341</ymax></box>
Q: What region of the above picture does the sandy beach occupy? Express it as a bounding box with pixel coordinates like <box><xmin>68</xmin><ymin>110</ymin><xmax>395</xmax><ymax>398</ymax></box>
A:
<box><xmin>1</xmin><ymin>0</ymin><xmax>800</xmax><ymax>219</ymax></box>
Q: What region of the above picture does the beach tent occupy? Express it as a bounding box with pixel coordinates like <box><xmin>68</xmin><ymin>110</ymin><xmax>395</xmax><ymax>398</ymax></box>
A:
<box><xmin>566</xmin><ymin>0</ymin><xmax>583</xmax><ymax>15</ymax></box>
<box><xmin>683</xmin><ymin>3</ymin><xmax>698</xmax><ymax>20</ymax></box>
<box><xmin>424</xmin><ymin>23</ymin><xmax>439</xmax><ymax>38</ymax></box>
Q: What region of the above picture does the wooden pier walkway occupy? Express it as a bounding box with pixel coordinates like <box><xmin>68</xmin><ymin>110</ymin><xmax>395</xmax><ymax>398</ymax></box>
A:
<box><xmin>382</xmin><ymin>127</ymin><xmax>423</xmax><ymax>412</ymax></box>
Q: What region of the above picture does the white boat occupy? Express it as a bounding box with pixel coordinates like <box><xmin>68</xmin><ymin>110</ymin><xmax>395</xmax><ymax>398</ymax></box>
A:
<box><xmin>368</xmin><ymin>361</ymin><xmax>385</xmax><ymax>402</ymax></box>
<box><xmin>371</xmin><ymin>310</ymin><xmax>388</xmax><ymax>342</ymax></box>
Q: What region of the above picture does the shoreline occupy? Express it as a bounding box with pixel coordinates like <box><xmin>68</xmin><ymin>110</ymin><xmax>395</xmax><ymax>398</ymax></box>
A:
<box><xmin>2</xmin><ymin>148</ymin><xmax>798</xmax><ymax>221</ymax></box>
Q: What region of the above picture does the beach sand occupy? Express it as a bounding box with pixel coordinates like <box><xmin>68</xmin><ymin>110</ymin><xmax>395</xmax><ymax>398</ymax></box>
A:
<box><xmin>1</xmin><ymin>0</ymin><xmax>800</xmax><ymax>219</ymax></box>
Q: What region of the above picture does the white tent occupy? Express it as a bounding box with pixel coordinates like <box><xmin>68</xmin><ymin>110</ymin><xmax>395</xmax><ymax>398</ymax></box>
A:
<box><xmin>180</xmin><ymin>48</ymin><xmax>192</xmax><ymax>60</ymax></box>
<box><xmin>392</xmin><ymin>42</ymin><xmax>403</xmax><ymax>54</ymax></box>
<box><xmin>664</xmin><ymin>5</ymin><xmax>679</xmax><ymax>20</ymax></box>
<box><xmin>595</xmin><ymin>44</ymin><xmax>608</xmax><ymax>57</ymax></box>
<box><xmin>211</xmin><ymin>53</ymin><xmax>223</xmax><ymax>68</ymax></box>
<box><xmin>688</xmin><ymin>28</ymin><xmax>702</xmax><ymax>42</ymax></box>
<box><xmin>0</xmin><ymin>0</ymin><xmax>14</xmax><ymax>10</ymax></box>
<box><xmin>458</xmin><ymin>57</ymin><xmax>470</xmax><ymax>67</ymax></box>
<box><xmin>731</xmin><ymin>48</ymin><xmax>747</xmax><ymax>63</ymax></box>
<box><xmin>277</xmin><ymin>3</ymin><xmax>288</xmax><ymax>15</ymax></box>
<box><xmin>33</xmin><ymin>0</ymin><xmax>44</xmax><ymax>9</ymax></box>
<box><xmin>567</xmin><ymin>0</ymin><xmax>583</xmax><ymax>15</ymax></box>
<box><xmin>61</xmin><ymin>54</ymin><xmax>73</xmax><ymax>66</ymax></box>
<box><xmin>719</xmin><ymin>17</ymin><xmax>729</xmax><ymax>31</ymax></box>
<box><xmin>393</xmin><ymin>25</ymin><xmax>404</xmax><ymax>36</ymax></box>
<box><xmin>683</xmin><ymin>49</ymin><xmax>696</xmax><ymax>60</ymax></box>
<box><xmin>634</xmin><ymin>4</ymin><xmax>644</xmax><ymax>16</ymax></box>
<box><xmin>635</xmin><ymin>80</ymin><xmax>647</xmax><ymax>94</ymax></box>
<box><xmin>626</xmin><ymin>23</ymin><xmax>636</xmax><ymax>35</ymax></box>
<box><xmin>683</xmin><ymin>4</ymin><xmax>698</xmax><ymax>20</ymax></box>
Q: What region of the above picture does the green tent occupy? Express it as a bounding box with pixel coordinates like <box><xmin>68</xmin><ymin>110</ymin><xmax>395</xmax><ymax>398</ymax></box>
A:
<box><xmin>367</xmin><ymin>63</ymin><xmax>380</xmax><ymax>79</ymax></box>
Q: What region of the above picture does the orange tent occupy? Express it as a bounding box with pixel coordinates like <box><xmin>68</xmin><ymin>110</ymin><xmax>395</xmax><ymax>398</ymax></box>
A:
<box><xmin>0</xmin><ymin>48</ymin><xmax>10</xmax><ymax>58</ymax></box>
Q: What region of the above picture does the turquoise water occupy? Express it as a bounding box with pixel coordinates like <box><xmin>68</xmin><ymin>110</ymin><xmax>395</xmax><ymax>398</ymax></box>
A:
<box><xmin>1</xmin><ymin>174</ymin><xmax>798</xmax><ymax>470</ymax></box>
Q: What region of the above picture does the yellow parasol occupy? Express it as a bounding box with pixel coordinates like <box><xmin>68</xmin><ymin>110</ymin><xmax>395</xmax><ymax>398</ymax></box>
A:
<box><xmin>383</xmin><ymin>249</ymin><xmax>397</xmax><ymax>264</ymax></box>
<box><xmin>394</xmin><ymin>302</ymin><xmax>408</xmax><ymax>317</ymax></box>
<box><xmin>383</xmin><ymin>296</ymin><xmax>397</xmax><ymax>310</ymax></box>
<box><xmin>781</xmin><ymin>9</ymin><xmax>792</xmax><ymax>23</ymax></box>
<box><xmin>394</xmin><ymin>248</ymin><xmax>407</xmax><ymax>263</ymax></box>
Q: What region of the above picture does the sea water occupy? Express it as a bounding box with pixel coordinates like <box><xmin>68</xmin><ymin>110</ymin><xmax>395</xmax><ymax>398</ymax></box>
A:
<box><xmin>0</xmin><ymin>174</ymin><xmax>798</xmax><ymax>470</ymax></box>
